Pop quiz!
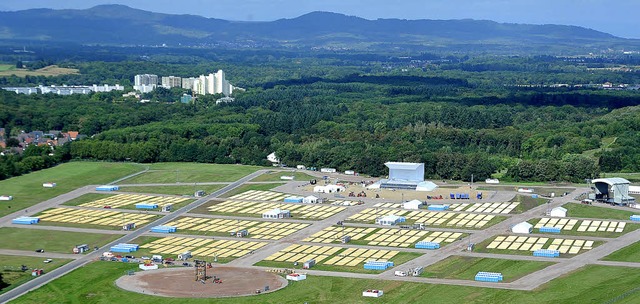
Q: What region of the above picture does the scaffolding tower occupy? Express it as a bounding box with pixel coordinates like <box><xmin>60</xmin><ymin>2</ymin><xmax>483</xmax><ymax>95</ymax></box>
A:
<box><xmin>194</xmin><ymin>260</ymin><xmax>207</xmax><ymax>282</ymax></box>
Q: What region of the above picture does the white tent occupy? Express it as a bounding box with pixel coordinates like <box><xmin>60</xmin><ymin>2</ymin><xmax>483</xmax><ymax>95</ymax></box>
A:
<box><xmin>303</xmin><ymin>195</ymin><xmax>320</xmax><ymax>204</ymax></box>
<box><xmin>403</xmin><ymin>200</ymin><xmax>422</xmax><ymax>210</ymax></box>
<box><xmin>375</xmin><ymin>215</ymin><xmax>405</xmax><ymax>226</ymax></box>
<box><xmin>550</xmin><ymin>207</ymin><xmax>567</xmax><ymax>217</ymax></box>
<box><xmin>416</xmin><ymin>181</ymin><xmax>438</xmax><ymax>192</ymax></box>
<box><xmin>511</xmin><ymin>222</ymin><xmax>533</xmax><ymax>234</ymax></box>
<box><xmin>262</xmin><ymin>208</ymin><xmax>290</xmax><ymax>219</ymax></box>
<box><xmin>313</xmin><ymin>185</ymin><xmax>345</xmax><ymax>193</ymax></box>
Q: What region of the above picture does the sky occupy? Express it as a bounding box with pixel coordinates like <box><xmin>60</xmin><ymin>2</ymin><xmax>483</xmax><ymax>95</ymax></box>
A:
<box><xmin>1</xmin><ymin>0</ymin><xmax>638</xmax><ymax>38</ymax></box>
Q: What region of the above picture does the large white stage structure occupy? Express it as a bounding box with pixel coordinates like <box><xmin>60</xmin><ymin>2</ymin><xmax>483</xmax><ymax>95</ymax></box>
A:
<box><xmin>367</xmin><ymin>162</ymin><xmax>438</xmax><ymax>192</ymax></box>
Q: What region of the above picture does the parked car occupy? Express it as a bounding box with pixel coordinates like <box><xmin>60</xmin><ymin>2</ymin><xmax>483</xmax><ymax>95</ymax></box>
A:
<box><xmin>125</xmin><ymin>255</ymin><xmax>135</xmax><ymax>259</ymax></box>
<box><xmin>35</xmin><ymin>249</ymin><xmax>45</xmax><ymax>253</ymax></box>
<box><xmin>43</xmin><ymin>259</ymin><xmax>53</xmax><ymax>263</ymax></box>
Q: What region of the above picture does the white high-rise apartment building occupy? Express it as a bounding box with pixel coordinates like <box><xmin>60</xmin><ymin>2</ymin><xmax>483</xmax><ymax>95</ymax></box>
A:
<box><xmin>190</xmin><ymin>70</ymin><xmax>233</xmax><ymax>96</ymax></box>
<box><xmin>134</xmin><ymin>74</ymin><xmax>158</xmax><ymax>86</ymax></box>
<box><xmin>161</xmin><ymin>76</ymin><xmax>182</xmax><ymax>88</ymax></box>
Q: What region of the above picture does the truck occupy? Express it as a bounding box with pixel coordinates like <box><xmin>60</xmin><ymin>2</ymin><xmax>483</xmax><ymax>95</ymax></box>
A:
<box><xmin>394</xmin><ymin>270</ymin><xmax>408</xmax><ymax>277</ymax></box>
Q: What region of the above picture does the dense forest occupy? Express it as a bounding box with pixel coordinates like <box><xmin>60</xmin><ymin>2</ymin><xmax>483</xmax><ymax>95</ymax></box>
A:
<box><xmin>1</xmin><ymin>48</ymin><xmax>639</xmax><ymax>182</ymax></box>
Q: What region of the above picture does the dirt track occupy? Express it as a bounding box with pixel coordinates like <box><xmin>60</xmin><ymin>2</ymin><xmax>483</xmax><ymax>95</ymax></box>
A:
<box><xmin>115</xmin><ymin>266</ymin><xmax>288</xmax><ymax>298</ymax></box>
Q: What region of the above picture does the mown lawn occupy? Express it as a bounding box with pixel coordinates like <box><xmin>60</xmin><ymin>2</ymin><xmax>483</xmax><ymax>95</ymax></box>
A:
<box><xmin>0</xmin><ymin>227</ymin><xmax>123</xmax><ymax>253</ymax></box>
<box><xmin>603</xmin><ymin>241</ymin><xmax>640</xmax><ymax>262</ymax></box>
<box><xmin>563</xmin><ymin>203</ymin><xmax>636</xmax><ymax>220</ymax></box>
<box><xmin>250</xmin><ymin>171</ymin><xmax>315</xmax><ymax>182</ymax></box>
<box><xmin>420</xmin><ymin>255</ymin><xmax>554</xmax><ymax>282</ymax></box>
<box><xmin>118</xmin><ymin>184</ymin><xmax>225</xmax><ymax>196</ymax></box>
<box><xmin>0</xmin><ymin>162</ymin><xmax>144</xmax><ymax>217</ymax></box>
<box><xmin>117</xmin><ymin>163</ymin><xmax>263</xmax><ymax>184</ymax></box>
<box><xmin>0</xmin><ymin>255</ymin><xmax>72</xmax><ymax>295</ymax></box>
<box><xmin>9</xmin><ymin>262</ymin><xmax>640</xmax><ymax>303</ymax></box>
<box><xmin>63</xmin><ymin>193</ymin><xmax>114</xmax><ymax>206</ymax></box>
<box><xmin>218</xmin><ymin>183</ymin><xmax>285</xmax><ymax>198</ymax></box>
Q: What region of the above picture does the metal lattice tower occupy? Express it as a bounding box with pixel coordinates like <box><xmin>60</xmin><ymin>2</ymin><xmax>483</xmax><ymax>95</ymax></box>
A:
<box><xmin>194</xmin><ymin>260</ymin><xmax>207</xmax><ymax>282</ymax></box>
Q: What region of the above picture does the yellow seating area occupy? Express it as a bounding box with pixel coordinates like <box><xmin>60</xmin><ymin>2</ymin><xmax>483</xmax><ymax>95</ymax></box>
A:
<box><xmin>38</xmin><ymin>207</ymin><xmax>155</xmax><ymax>227</ymax></box>
<box><xmin>79</xmin><ymin>194</ymin><xmax>191</xmax><ymax>209</ymax></box>
<box><xmin>140</xmin><ymin>236</ymin><xmax>267</xmax><ymax>258</ymax></box>
<box><xmin>486</xmin><ymin>235</ymin><xmax>594</xmax><ymax>254</ymax></box>
<box><xmin>263</xmin><ymin>244</ymin><xmax>400</xmax><ymax>267</ymax></box>
<box><xmin>304</xmin><ymin>226</ymin><xmax>463</xmax><ymax>248</ymax></box>
<box><xmin>164</xmin><ymin>216</ymin><xmax>309</xmax><ymax>240</ymax></box>
<box><xmin>347</xmin><ymin>208</ymin><xmax>494</xmax><ymax>228</ymax></box>
<box><xmin>207</xmin><ymin>200</ymin><xmax>345</xmax><ymax>219</ymax></box>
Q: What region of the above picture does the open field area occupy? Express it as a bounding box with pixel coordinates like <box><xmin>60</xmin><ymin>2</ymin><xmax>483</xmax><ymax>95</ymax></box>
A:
<box><xmin>118</xmin><ymin>184</ymin><xmax>225</xmax><ymax>196</ymax></box>
<box><xmin>602</xmin><ymin>173</ymin><xmax>640</xmax><ymax>182</ymax></box>
<box><xmin>117</xmin><ymin>163</ymin><xmax>262</xmax><ymax>184</ymax></box>
<box><xmin>603</xmin><ymin>241</ymin><xmax>640</xmax><ymax>263</ymax></box>
<box><xmin>250</xmin><ymin>171</ymin><xmax>315</xmax><ymax>182</ymax></box>
<box><xmin>0</xmin><ymin>162</ymin><xmax>144</xmax><ymax>217</ymax></box>
<box><xmin>0</xmin><ymin>227</ymin><xmax>122</xmax><ymax>253</ymax></box>
<box><xmin>510</xmin><ymin>194</ymin><xmax>548</xmax><ymax>213</ymax></box>
<box><xmin>0</xmin><ymin>65</ymin><xmax>79</xmax><ymax>77</ymax></box>
<box><xmin>62</xmin><ymin>193</ymin><xmax>114</xmax><ymax>206</ymax></box>
<box><xmin>562</xmin><ymin>203</ymin><xmax>636</xmax><ymax>220</ymax></box>
<box><xmin>0</xmin><ymin>255</ymin><xmax>72</xmax><ymax>295</ymax></box>
<box><xmin>9</xmin><ymin>262</ymin><xmax>640</xmax><ymax>303</ymax></box>
<box><xmin>420</xmin><ymin>256</ymin><xmax>554</xmax><ymax>282</ymax></box>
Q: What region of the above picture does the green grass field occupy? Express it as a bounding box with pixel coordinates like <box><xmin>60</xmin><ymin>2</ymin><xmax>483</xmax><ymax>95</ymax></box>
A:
<box><xmin>118</xmin><ymin>184</ymin><xmax>226</xmax><ymax>196</ymax></box>
<box><xmin>562</xmin><ymin>203</ymin><xmax>636</xmax><ymax>220</ymax></box>
<box><xmin>63</xmin><ymin>192</ymin><xmax>194</xmax><ymax>212</ymax></box>
<box><xmin>0</xmin><ymin>64</ymin><xmax>14</xmax><ymax>71</ymax></box>
<box><xmin>218</xmin><ymin>183</ymin><xmax>285</xmax><ymax>198</ymax></box>
<box><xmin>511</xmin><ymin>194</ymin><xmax>549</xmax><ymax>213</ymax></box>
<box><xmin>9</xmin><ymin>262</ymin><xmax>640</xmax><ymax>303</ymax></box>
<box><xmin>0</xmin><ymin>227</ymin><xmax>122</xmax><ymax>253</ymax></box>
<box><xmin>601</xmin><ymin>172</ymin><xmax>640</xmax><ymax>182</ymax></box>
<box><xmin>0</xmin><ymin>162</ymin><xmax>144</xmax><ymax>217</ymax></box>
<box><xmin>420</xmin><ymin>256</ymin><xmax>554</xmax><ymax>282</ymax></box>
<box><xmin>603</xmin><ymin>241</ymin><xmax>640</xmax><ymax>262</ymax></box>
<box><xmin>250</xmin><ymin>171</ymin><xmax>315</xmax><ymax>182</ymax></box>
<box><xmin>117</xmin><ymin>163</ymin><xmax>262</xmax><ymax>184</ymax></box>
<box><xmin>0</xmin><ymin>255</ymin><xmax>71</xmax><ymax>295</ymax></box>
<box><xmin>63</xmin><ymin>193</ymin><xmax>114</xmax><ymax>206</ymax></box>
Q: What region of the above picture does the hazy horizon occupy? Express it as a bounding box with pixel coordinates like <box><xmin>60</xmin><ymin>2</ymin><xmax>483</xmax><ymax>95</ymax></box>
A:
<box><xmin>1</xmin><ymin>0</ymin><xmax>638</xmax><ymax>39</ymax></box>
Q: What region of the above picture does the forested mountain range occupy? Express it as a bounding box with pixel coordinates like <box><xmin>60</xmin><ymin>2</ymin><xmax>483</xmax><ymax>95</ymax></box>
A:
<box><xmin>0</xmin><ymin>5</ymin><xmax>637</xmax><ymax>52</ymax></box>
